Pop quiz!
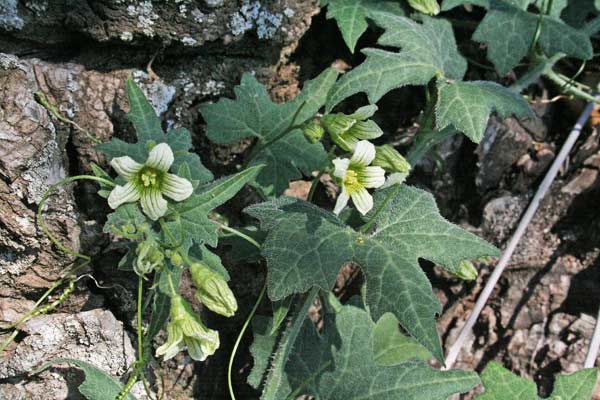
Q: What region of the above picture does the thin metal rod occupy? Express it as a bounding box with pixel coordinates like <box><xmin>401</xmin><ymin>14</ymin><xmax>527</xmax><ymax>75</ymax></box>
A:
<box><xmin>584</xmin><ymin>306</ymin><xmax>600</xmax><ymax>368</ymax></box>
<box><xmin>444</xmin><ymin>100</ymin><xmax>596</xmax><ymax>370</ymax></box>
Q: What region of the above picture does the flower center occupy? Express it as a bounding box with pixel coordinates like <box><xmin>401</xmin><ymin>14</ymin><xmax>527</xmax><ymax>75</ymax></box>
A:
<box><xmin>138</xmin><ymin>167</ymin><xmax>162</xmax><ymax>189</ymax></box>
<box><xmin>344</xmin><ymin>169</ymin><xmax>359</xmax><ymax>187</ymax></box>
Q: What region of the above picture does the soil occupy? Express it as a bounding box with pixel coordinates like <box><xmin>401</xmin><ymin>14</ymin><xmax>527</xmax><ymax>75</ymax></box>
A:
<box><xmin>1</xmin><ymin>1</ymin><xmax>600</xmax><ymax>399</ymax></box>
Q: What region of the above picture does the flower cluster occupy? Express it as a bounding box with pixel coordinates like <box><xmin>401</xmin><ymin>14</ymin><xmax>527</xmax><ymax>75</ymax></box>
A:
<box><xmin>306</xmin><ymin>106</ymin><xmax>412</xmax><ymax>215</ymax></box>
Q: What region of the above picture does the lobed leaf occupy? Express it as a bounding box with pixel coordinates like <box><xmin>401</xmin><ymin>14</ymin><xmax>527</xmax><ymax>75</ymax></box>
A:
<box><xmin>245</xmin><ymin>185</ymin><xmax>499</xmax><ymax>361</ymax></box>
<box><xmin>436</xmin><ymin>80</ymin><xmax>532</xmax><ymax>143</ymax></box>
<box><xmin>321</xmin><ymin>0</ymin><xmax>405</xmax><ymax>53</ymax></box>
<box><xmin>202</xmin><ymin>69</ymin><xmax>338</xmax><ymax>196</ymax></box>
<box><xmin>471</xmin><ymin>0</ymin><xmax>593</xmax><ymax>75</ymax></box>
<box><xmin>251</xmin><ymin>303</ymin><xmax>480</xmax><ymax>399</ymax></box>
<box><xmin>326</xmin><ymin>12</ymin><xmax>466</xmax><ymax>110</ymax></box>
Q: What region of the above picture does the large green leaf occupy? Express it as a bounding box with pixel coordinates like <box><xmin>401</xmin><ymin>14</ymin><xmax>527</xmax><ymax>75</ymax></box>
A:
<box><xmin>321</xmin><ymin>0</ymin><xmax>405</xmax><ymax>53</ymax></box>
<box><xmin>165</xmin><ymin>165</ymin><xmax>263</xmax><ymax>247</ymax></box>
<box><xmin>436</xmin><ymin>80</ymin><xmax>532</xmax><ymax>143</ymax></box>
<box><xmin>201</xmin><ymin>69</ymin><xmax>338</xmax><ymax>196</ymax></box>
<box><xmin>36</xmin><ymin>358</ymin><xmax>137</xmax><ymax>400</ymax></box>
<box><xmin>97</xmin><ymin>77</ymin><xmax>212</xmax><ymax>184</ymax></box>
<box><xmin>245</xmin><ymin>185</ymin><xmax>499</xmax><ymax>361</ymax></box>
<box><xmin>471</xmin><ymin>0</ymin><xmax>593</xmax><ymax>75</ymax></box>
<box><xmin>477</xmin><ymin>361</ymin><xmax>598</xmax><ymax>399</ymax></box>
<box><xmin>250</xmin><ymin>303</ymin><xmax>480</xmax><ymax>399</ymax></box>
<box><xmin>326</xmin><ymin>12</ymin><xmax>466</xmax><ymax>110</ymax></box>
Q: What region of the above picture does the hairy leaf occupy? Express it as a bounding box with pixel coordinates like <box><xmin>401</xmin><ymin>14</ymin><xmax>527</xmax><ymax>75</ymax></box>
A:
<box><xmin>251</xmin><ymin>303</ymin><xmax>480</xmax><ymax>399</ymax></box>
<box><xmin>202</xmin><ymin>69</ymin><xmax>338</xmax><ymax>196</ymax></box>
<box><xmin>436</xmin><ymin>80</ymin><xmax>532</xmax><ymax>142</ymax></box>
<box><xmin>165</xmin><ymin>165</ymin><xmax>263</xmax><ymax>247</ymax></box>
<box><xmin>322</xmin><ymin>0</ymin><xmax>405</xmax><ymax>52</ymax></box>
<box><xmin>245</xmin><ymin>185</ymin><xmax>498</xmax><ymax>360</ymax></box>
<box><xmin>36</xmin><ymin>358</ymin><xmax>136</xmax><ymax>400</ymax></box>
<box><xmin>477</xmin><ymin>361</ymin><xmax>598</xmax><ymax>399</ymax></box>
<box><xmin>327</xmin><ymin>12</ymin><xmax>466</xmax><ymax>110</ymax></box>
<box><xmin>472</xmin><ymin>0</ymin><xmax>593</xmax><ymax>75</ymax></box>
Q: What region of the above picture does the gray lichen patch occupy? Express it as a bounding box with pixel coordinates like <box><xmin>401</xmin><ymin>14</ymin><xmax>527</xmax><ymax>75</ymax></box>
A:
<box><xmin>230</xmin><ymin>1</ymin><xmax>283</xmax><ymax>39</ymax></box>
<box><xmin>131</xmin><ymin>71</ymin><xmax>176</xmax><ymax>115</ymax></box>
<box><xmin>0</xmin><ymin>0</ymin><xmax>24</xmax><ymax>31</ymax></box>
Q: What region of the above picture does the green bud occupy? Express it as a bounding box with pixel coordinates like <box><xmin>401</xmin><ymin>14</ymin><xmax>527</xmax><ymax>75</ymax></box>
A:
<box><xmin>453</xmin><ymin>260</ymin><xmax>478</xmax><ymax>281</ymax></box>
<box><xmin>134</xmin><ymin>239</ymin><xmax>164</xmax><ymax>276</ymax></box>
<box><xmin>372</xmin><ymin>145</ymin><xmax>411</xmax><ymax>174</ymax></box>
<box><xmin>321</xmin><ymin>105</ymin><xmax>383</xmax><ymax>151</ymax></box>
<box><xmin>190</xmin><ymin>263</ymin><xmax>238</xmax><ymax>317</ymax></box>
<box><xmin>408</xmin><ymin>0</ymin><xmax>440</xmax><ymax>15</ymax></box>
<box><xmin>303</xmin><ymin>122</ymin><xmax>325</xmax><ymax>144</ymax></box>
<box><xmin>170</xmin><ymin>252</ymin><xmax>184</xmax><ymax>267</ymax></box>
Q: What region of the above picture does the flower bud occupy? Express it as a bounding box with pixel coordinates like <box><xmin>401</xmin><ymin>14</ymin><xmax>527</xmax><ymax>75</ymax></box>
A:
<box><xmin>372</xmin><ymin>145</ymin><xmax>411</xmax><ymax>174</ymax></box>
<box><xmin>170</xmin><ymin>252</ymin><xmax>184</xmax><ymax>267</ymax></box>
<box><xmin>156</xmin><ymin>295</ymin><xmax>220</xmax><ymax>361</ymax></box>
<box><xmin>321</xmin><ymin>105</ymin><xmax>383</xmax><ymax>151</ymax></box>
<box><xmin>303</xmin><ymin>122</ymin><xmax>325</xmax><ymax>144</ymax></box>
<box><xmin>134</xmin><ymin>239</ymin><xmax>164</xmax><ymax>276</ymax></box>
<box><xmin>190</xmin><ymin>263</ymin><xmax>238</xmax><ymax>317</ymax></box>
<box><xmin>408</xmin><ymin>0</ymin><xmax>440</xmax><ymax>15</ymax></box>
<box><xmin>453</xmin><ymin>260</ymin><xmax>478</xmax><ymax>281</ymax></box>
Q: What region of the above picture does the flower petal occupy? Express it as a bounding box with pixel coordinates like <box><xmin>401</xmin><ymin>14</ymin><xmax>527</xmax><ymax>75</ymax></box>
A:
<box><xmin>351</xmin><ymin>187</ymin><xmax>373</xmax><ymax>215</ymax></box>
<box><xmin>156</xmin><ymin>325</ymin><xmax>184</xmax><ymax>360</ymax></box>
<box><xmin>162</xmin><ymin>173</ymin><xmax>193</xmax><ymax>202</ymax></box>
<box><xmin>351</xmin><ymin>140</ymin><xmax>376</xmax><ymax>166</ymax></box>
<box><xmin>333</xmin><ymin>188</ymin><xmax>350</xmax><ymax>215</ymax></box>
<box><xmin>332</xmin><ymin>158</ymin><xmax>350</xmax><ymax>179</ymax></box>
<box><xmin>349</xmin><ymin>104</ymin><xmax>378</xmax><ymax>120</ymax></box>
<box><xmin>107</xmin><ymin>181</ymin><xmax>141</xmax><ymax>209</ymax></box>
<box><xmin>140</xmin><ymin>189</ymin><xmax>168</xmax><ymax>220</ymax></box>
<box><xmin>186</xmin><ymin>337</ymin><xmax>208</xmax><ymax>361</ymax></box>
<box><xmin>359</xmin><ymin>166</ymin><xmax>386</xmax><ymax>188</ymax></box>
<box><xmin>350</xmin><ymin>120</ymin><xmax>383</xmax><ymax>140</ymax></box>
<box><xmin>110</xmin><ymin>156</ymin><xmax>143</xmax><ymax>180</ymax></box>
<box><xmin>146</xmin><ymin>142</ymin><xmax>174</xmax><ymax>172</ymax></box>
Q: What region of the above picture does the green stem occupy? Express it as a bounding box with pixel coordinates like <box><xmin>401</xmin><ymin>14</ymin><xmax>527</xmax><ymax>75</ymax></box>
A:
<box><xmin>545</xmin><ymin>69</ymin><xmax>600</xmax><ymax>104</ymax></box>
<box><xmin>137</xmin><ymin>275</ymin><xmax>144</xmax><ymax>363</ymax></box>
<box><xmin>218</xmin><ymin>223</ymin><xmax>262</xmax><ymax>249</ymax></box>
<box><xmin>245</xmin><ymin>101</ymin><xmax>308</xmax><ymax>166</ymax></box>
<box><xmin>360</xmin><ymin>184</ymin><xmax>401</xmax><ymax>234</ymax></box>
<box><xmin>307</xmin><ymin>145</ymin><xmax>337</xmax><ymax>203</ymax></box>
<box><xmin>228</xmin><ymin>282</ymin><xmax>266</xmax><ymax>400</ymax></box>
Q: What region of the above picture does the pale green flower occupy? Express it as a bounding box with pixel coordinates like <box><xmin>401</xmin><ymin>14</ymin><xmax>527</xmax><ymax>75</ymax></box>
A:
<box><xmin>372</xmin><ymin>144</ymin><xmax>411</xmax><ymax>188</ymax></box>
<box><xmin>190</xmin><ymin>262</ymin><xmax>238</xmax><ymax>317</ymax></box>
<box><xmin>332</xmin><ymin>140</ymin><xmax>386</xmax><ymax>215</ymax></box>
<box><xmin>408</xmin><ymin>0</ymin><xmax>440</xmax><ymax>15</ymax></box>
<box><xmin>321</xmin><ymin>105</ymin><xmax>383</xmax><ymax>152</ymax></box>
<box><xmin>107</xmin><ymin>143</ymin><xmax>193</xmax><ymax>220</ymax></box>
<box><xmin>156</xmin><ymin>295</ymin><xmax>220</xmax><ymax>362</ymax></box>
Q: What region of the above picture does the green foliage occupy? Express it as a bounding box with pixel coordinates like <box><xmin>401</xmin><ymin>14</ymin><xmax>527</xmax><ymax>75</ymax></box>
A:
<box><xmin>246</xmin><ymin>185</ymin><xmax>498</xmax><ymax>361</ymax></box>
<box><xmin>327</xmin><ymin>12</ymin><xmax>466</xmax><ymax>109</ymax></box>
<box><xmin>201</xmin><ymin>69</ymin><xmax>338</xmax><ymax>196</ymax></box>
<box><xmin>436</xmin><ymin>80</ymin><xmax>532</xmax><ymax>142</ymax></box>
<box><xmin>326</xmin><ymin>11</ymin><xmax>531</xmax><ymax>143</ymax></box>
<box><xmin>249</xmin><ymin>302</ymin><xmax>480</xmax><ymax>399</ymax></box>
<box><xmin>476</xmin><ymin>362</ymin><xmax>598</xmax><ymax>400</ymax></box>
<box><xmin>98</xmin><ymin>77</ymin><xmax>212</xmax><ymax>184</ymax></box>
<box><xmin>163</xmin><ymin>165</ymin><xmax>262</xmax><ymax>247</ymax></box>
<box><xmin>36</xmin><ymin>358</ymin><xmax>136</xmax><ymax>400</ymax></box>
<box><xmin>373</xmin><ymin>313</ymin><xmax>432</xmax><ymax>366</ymax></box>
<box><xmin>321</xmin><ymin>0</ymin><xmax>405</xmax><ymax>52</ymax></box>
<box><xmin>471</xmin><ymin>0</ymin><xmax>593</xmax><ymax>76</ymax></box>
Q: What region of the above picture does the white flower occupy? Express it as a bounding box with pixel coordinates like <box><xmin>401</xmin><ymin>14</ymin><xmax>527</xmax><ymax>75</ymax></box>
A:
<box><xmin>332</xmin><ymin>140</ymin><xmax>386</xmax><ymax>215</ymax></box>
<box><xmin>107</xmin><ymin>143</ymin><xmax>193</xmax><ymax>220</ymax></box>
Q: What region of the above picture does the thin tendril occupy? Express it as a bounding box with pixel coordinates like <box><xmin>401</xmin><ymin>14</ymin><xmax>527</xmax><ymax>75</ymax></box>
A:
<box><xmin>228</xmin><ymin>282</ymin><xmax>266</xmax><ymax>400</ymax></box>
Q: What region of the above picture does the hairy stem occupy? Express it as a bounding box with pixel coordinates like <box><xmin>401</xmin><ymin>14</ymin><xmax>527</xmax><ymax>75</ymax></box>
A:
<box><xmin>218</xmin><ymin>223</ymin><xmax>262</xmax><ymax>249</ymax></box>
<box><xmin>544</xmin><ymin>69</ymin><xmax>600</xmax><ymax>105</ymax></box>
